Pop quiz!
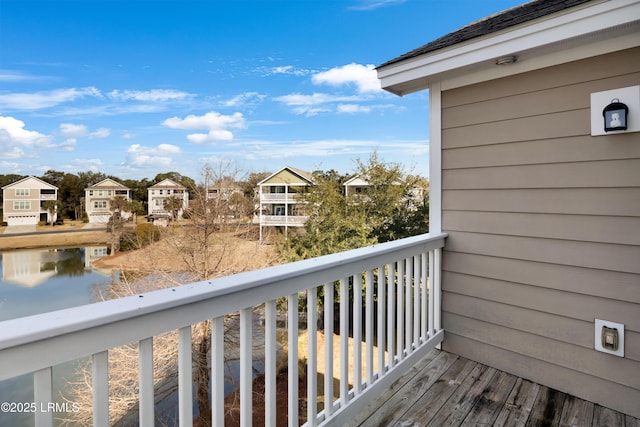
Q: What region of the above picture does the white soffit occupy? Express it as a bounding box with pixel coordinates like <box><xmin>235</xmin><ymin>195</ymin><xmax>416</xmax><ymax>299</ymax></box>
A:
<box><xmin>378</xmin><ymin>0</ymin><xmax>640</xmax><ymax>95</ymax></box>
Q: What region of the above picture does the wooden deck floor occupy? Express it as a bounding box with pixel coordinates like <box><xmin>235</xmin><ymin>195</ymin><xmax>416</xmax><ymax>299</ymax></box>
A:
<box><xmin>349</xmin><ymin>349</ymin><xmax>639</xmax><ymax>427</ymax></box>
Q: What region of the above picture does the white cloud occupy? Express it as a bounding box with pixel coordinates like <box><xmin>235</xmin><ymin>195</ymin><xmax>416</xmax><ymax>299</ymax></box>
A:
<box><xmin>337</xmin><ymin>104</ymin><xmax>372</xmax><ymax>114</ymax></box>
<box><xmin>163</xmin><ymin>111</ymin><xmax>246</xmax><ymax>144</ymax></box>
<box><xmin>125</xmin><ymin>143</ymin><xmax>181</xmax><ymax>167</ymax></box>
<box><xmin>60</xmin><ymin>123</ymin><xmax>88</xmax><ymax>137</ymax></box>
<box><xmin>1</xmin><ymin>147</ymin><xmax>25</xmax><ymax>159</ymax></box>
<box><xmin>108</xmin><ymin>89</ymin><xmax>193</xmax><ymax>102</ymax></box>
<box><xmin>59</xmin><ymin>138</ymin><xmax>77</xmax><ymax>151</ymax></box>
<box><xmin>222</xmin><ymin>92</ymin><xmax>266</xmax><ymax>107</ymax></box>
<box><xmin>0</xmin><ymin>115</ymin><xmax>51</xmax><ymax>147</ymax></box>
<box><xmin>63</xmin><ymin>158</ymin><xmax>103</xmax><ymax>172</ymax></box>
<box><xmin>187</xmin><ymin>130</ymin><xmax>234</xmax><ymax>144</ymax></box>
<box><xmin>0</xmin><ymin>70</ymin><xmax>43</xmax><ymax>82</ymax></box>
<box><xmin>274</xmin><ymin>93</ymin><xmax>363</xmax><ymax>116</ymax></box>
<box><xmin>348</xmin><ymin>0</ymin><xmax>406</xmax><ymax>11</ymax></box>
<box><xmin>312</xmin><ymin>63</ymin><xmax>381</xmax><ymax>93</ymax></box>
<box><xmin>60</xmin><ymin>123</ymin><xmax>110</xmax><ymax>139</ymax></box>
<box><xmin>256</xmin><ymin>65</ymin><xmax>314</xmax><ymax>77</ymax></box>
<box><xmin>0</xmin><ymin>160</ymin><xmax>21</xmax><ymax>172</ymax></box>
<box><xmin>0</xmin><ymin>87</ymin><xmax>101</xmax><ymax>110</ymax></box>
<box><xmin>237</xmin><ymin>138</ymin><xmax>428</xmax><ymax>161</ymax></box>
<box><xmin>89</xmin><ymin>128</ymin><xmax>111</xmax><ymax>139</ymax></box>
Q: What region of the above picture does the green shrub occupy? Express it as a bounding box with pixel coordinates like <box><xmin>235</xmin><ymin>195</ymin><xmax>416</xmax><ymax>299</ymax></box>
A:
<box><xmin>118</xmin><ymin>223</ymin><xmax>161</xmax><ymax>251</ymax></box>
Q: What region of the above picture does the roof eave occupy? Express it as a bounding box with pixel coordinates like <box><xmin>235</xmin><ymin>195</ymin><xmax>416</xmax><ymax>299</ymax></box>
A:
<box><xmin>378</xmin><ymin>0</ymin><xmax>640</xmax><ymax>95</ymax></box>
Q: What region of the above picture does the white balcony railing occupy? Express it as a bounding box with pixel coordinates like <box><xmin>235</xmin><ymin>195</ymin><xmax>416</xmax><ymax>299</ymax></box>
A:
<box><xmin>0</xmin><ymin>232</ymin><xmax>446</xmax><ymax>427</ymax></box>
<box><xmin>261</xmin><ymin>215</ymin><xmax>309</xmax><ymax>226</ymax></box>
<box><xmin>260</xmin><ymin>193</ymin><xmax>300</xmax><ymax>202</ymax></box>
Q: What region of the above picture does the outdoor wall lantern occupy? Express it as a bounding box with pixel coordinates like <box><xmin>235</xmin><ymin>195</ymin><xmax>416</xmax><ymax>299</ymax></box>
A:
<box><xmin>603</xmin><ymin>98</ymin><xmax>629</xmax><ymax>132</ymax></box>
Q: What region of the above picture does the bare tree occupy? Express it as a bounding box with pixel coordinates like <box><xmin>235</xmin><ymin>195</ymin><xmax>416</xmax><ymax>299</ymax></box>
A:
<box><xmin>107</xmin><ymin>195</ymin><xmax>134</xmax><ymax>254</ymax></box>
<box><xmin>61</xmin><ymin>162</ymin><xmax>283</xmax><ymax>426</ymax></box>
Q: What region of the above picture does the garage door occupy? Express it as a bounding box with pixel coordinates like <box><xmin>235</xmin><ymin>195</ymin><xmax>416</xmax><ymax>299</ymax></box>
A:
<box><xmin>6</xmin><ymin>215</ymin><xmax>38</xmax><ymax>226</ymax></box>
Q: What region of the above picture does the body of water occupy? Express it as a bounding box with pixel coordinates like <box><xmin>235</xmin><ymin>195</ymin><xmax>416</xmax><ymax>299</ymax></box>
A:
<box><xmin>0</xmin><ymin>246</ymin><xmax>113</xmax><ymax>427</ymax></box>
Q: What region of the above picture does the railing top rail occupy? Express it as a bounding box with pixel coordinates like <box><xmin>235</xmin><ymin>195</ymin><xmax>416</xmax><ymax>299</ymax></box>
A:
<box><xmin>0</xmin><ymin>232</ymin><xmax>446</xmax><ymax>378</ymax></box>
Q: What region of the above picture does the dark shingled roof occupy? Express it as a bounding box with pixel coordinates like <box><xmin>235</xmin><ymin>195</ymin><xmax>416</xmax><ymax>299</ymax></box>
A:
<box><xmin>377</xmin><ymin>0</ymin><xmax>594</xmax><ymax>69</ymax></box>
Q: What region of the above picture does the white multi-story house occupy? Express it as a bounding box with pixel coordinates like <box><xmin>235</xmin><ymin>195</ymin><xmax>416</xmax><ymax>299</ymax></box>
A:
<box><xmin>257</xmin><ymin>166</ymin><xmax>314</xmax><ymax>240</ymax></box>
<box><xmin>1</xmin><ymin>176</ymin><xmax>58</xmax><ymax>226</ymax></box>
<box><xmin>344</xmin><ymin>173</ymin><xmax>426</xmax><ymax>205</ymax></box>
<box><xmin>84</xmin><ymin>178</ymin><xmax>132</xmax><ymax>224</ymax></box>
<box><xmin>147</xmin><ymin>179</ymin><xmax>189</xmax><ymax>224</ymax></box>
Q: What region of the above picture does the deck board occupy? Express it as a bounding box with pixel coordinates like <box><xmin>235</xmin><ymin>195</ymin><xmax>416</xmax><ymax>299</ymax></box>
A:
<box><xmin>355</xmin><ymin>350</ymin><xmax>639</xmax><ymax>427</ymax></box>
<box><xmin>391</xmin><ymin>357</ymin><xmax>478</xmax><ymax>426</ymax></box>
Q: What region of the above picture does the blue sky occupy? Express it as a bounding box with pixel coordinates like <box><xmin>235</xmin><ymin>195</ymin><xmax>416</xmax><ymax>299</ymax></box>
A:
<box><xmin>0</xmin><ymin>0</ymin><xmax>524</xmax><ymax>181</ymax></box>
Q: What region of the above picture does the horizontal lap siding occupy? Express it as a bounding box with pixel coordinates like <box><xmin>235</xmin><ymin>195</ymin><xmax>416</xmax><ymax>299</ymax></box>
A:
<box><xmin>440</xmin><ymin>47</ymin><xmax>640</xmax><ymax>418</ymax></box>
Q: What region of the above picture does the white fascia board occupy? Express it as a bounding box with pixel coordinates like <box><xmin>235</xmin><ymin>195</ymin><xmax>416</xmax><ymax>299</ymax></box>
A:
<box><xmin>378</xmin><ymin>0</ymin><xmax>640</xmax><ymax>95</ymax></box>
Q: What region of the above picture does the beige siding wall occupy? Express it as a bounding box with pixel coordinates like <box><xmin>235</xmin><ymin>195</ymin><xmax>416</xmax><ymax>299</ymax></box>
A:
<box><xmin>440</xmin><ymin>47</ymin><xmax>640</xmax><ymax>417</ymax></box>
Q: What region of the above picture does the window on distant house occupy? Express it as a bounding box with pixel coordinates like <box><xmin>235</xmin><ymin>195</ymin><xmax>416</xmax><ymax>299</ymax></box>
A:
<box><xmin>15</xmin><ymin>188</ymin><xmax>30</xmax><ymax>196</ymax></box>
<box><xmin>14</xmin><ymin>201</ymin><xmax>31</xmax><ymax>210</ymax></box>
<box><xmin>93</xmin><ymin>200</ymin><xmax>107</xmax><ymax>209</ymax></box>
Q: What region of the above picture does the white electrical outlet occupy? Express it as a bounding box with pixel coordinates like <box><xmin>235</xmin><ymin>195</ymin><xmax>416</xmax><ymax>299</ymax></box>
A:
<box><xmin>595</xmin><ymin>319</ymin><xmax>624</xmax><ymax>357</ymax></box>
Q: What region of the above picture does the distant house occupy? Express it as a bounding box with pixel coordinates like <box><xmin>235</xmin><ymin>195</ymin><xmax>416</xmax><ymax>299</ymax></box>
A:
<box><xmin>257</xmin><ymin>166</ymin><xmax>314</xmax><ymax>240</ymax></box>
<box><xmin>147</xmin><ymin>179</ymin><xmax>189</xmax><ymax>224</ymax></box>
<box><xmin>206</xmin><ymin>179</ymin><xmax>244</xmax><ymax>219</ymax></box>
<box><xmin>377</xmin><ymin>0</ymin><xmax>640</xmax><ymax>417</ymax></box>
<box><xmin>343</xmin><ymin>174</ymin><xmax>371</xmax><ymax>199</ymax></box>
<box><xmin>84</xmin><ymin>178</ymin><xmax>132</xmax><ymax>224</ymax></box>
<box><xmin>1</xmin><ymin>176</ymin><xmax>58</xmax><ymax>226</ymax></box>
<box><xmin>344</xmin><ymin>173</ymin><xmax>425</xmax><ymax>206</ymax></box>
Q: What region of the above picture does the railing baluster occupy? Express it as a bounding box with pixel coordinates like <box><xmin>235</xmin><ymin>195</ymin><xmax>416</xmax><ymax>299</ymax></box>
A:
<box><xmin>240</xmin><ymin>308</ymin><xmax>253</xmax><ymax>427</ymax></box>
<box><xmin>365</xmin><ymin>269</ymin><xmax>374</xmax><ymax>386</ymax></box>
<box><xmin>178</xmin><ymin>326</ymin><xmax>192</xmax><ymax>427</ymax></box>
<box><xmin>353</xmin><ymin>274</ymin><xmax>362</xmax><ymax>395</ymax></box>
<box><xmin>396</xmin><ymin>260</ymin><xmax>404</xmax><ymax>361</ymax></box>
<box><xmin>387</xmin><ymin>262</ymin><xmax>396</xmax><ymax>368</ymax></box>
<box><xmin>405</xmin><ymin>257</ymin><xmax>413</xmax><ymax>355</ymax></box>
<box><xmin>413</xmin><ymin>255</ymin><xmax>420</xmax><ymax>348</ymax></box>
<box><xmin>339</xmin><ymin>277</ymin><xmax>349</xmax><ymax>407</ymax></box>
<box><xmin>92</xmin><ymin>350</ymin><xmax>109</xmax><ymax>427</ymax></box>
<box><xmin>421</xmin><ymin>253</ymin><xmax>428</xmax><ymax>343</ymax></box>
<box><xmin>428</xmin><ymin>250</ymin><xmax>435</xmax><ymax>338</ymax></box>
<box><xmin>434</xmin><ymin>248</ymin><xmax>442</xmax><ymax>337</ymax></box>
<box><xmin>377</xmin><ymin>265</ymin><xmax>386</xmax><ymax>377</ymax></box>
<box><xmin>265</xmin><ymin>301</ymin><xmax>277</xmax><ymax>426</ymax></box>
<box><xmin>288</xmin><ymin>293</ymin><xmax>299</xmax><ymax>427</ymax></box>
<box><xmin>307</xmin><ymin>288</ymin><xmax>318</xmax><ymax>427</ymax></box>
<box><xmin>138</xmin><ymin>338</ymin><xmax>154</xmax><ymax>427</ymax></box>
<box><xmin>324</xmin><ymin>282</ymin><xmax>334</xmax><ymax>417</ymax></box>
<box><xmin>212</xmin><ymin>317</ymin><xmax>224</xmax><ymax>427</ymax></box>
<box><xmin>34</xmin><ymin>367</ymin><xmax>53</xmax><ymax>427</ymax></box>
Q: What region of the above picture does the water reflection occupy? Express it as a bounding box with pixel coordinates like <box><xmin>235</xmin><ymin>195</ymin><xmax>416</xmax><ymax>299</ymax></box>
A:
<box><xmin>0</xmin><ymin>246</ymin><xmax>113</xmax><ymax>427</ymax></box>
<box><xmin>0</xmin><ymin>246</ymin><xmax>112</xmax><ymax>321</ymax></box>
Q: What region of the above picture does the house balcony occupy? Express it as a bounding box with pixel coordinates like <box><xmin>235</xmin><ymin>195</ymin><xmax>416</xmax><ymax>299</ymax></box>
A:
<box><xmin>39</xmin><ymin>194</ymin><xmax>57</xmax><ymax>201</ymax></box>
<box><xmin>261</xmin><ymin>214</ymin><xmax>308</xmax><ymax>226</ymax></box>
<box><xmin>261</xmin><ymin>193</ymin><xmax>301</xmax><ymax>202</ymax></box>
<box><xmin>0</xmin><ymin>232</ymin><xmax>636</xmax><ymax>426</ymax></box>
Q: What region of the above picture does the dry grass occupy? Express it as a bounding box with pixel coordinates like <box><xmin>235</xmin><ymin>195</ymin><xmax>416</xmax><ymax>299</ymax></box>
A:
<box><xmin>93</xmin><ymin>227</ymin><xmax>281</xmax><ymax>277</ymax></box>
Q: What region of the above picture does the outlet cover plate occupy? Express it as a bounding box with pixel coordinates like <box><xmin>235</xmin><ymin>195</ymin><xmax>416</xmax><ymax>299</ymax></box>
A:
<box><xmin>595</xmin><ymin>319</ymin><xmax>624</xmax><ymax>357</ymax></box>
